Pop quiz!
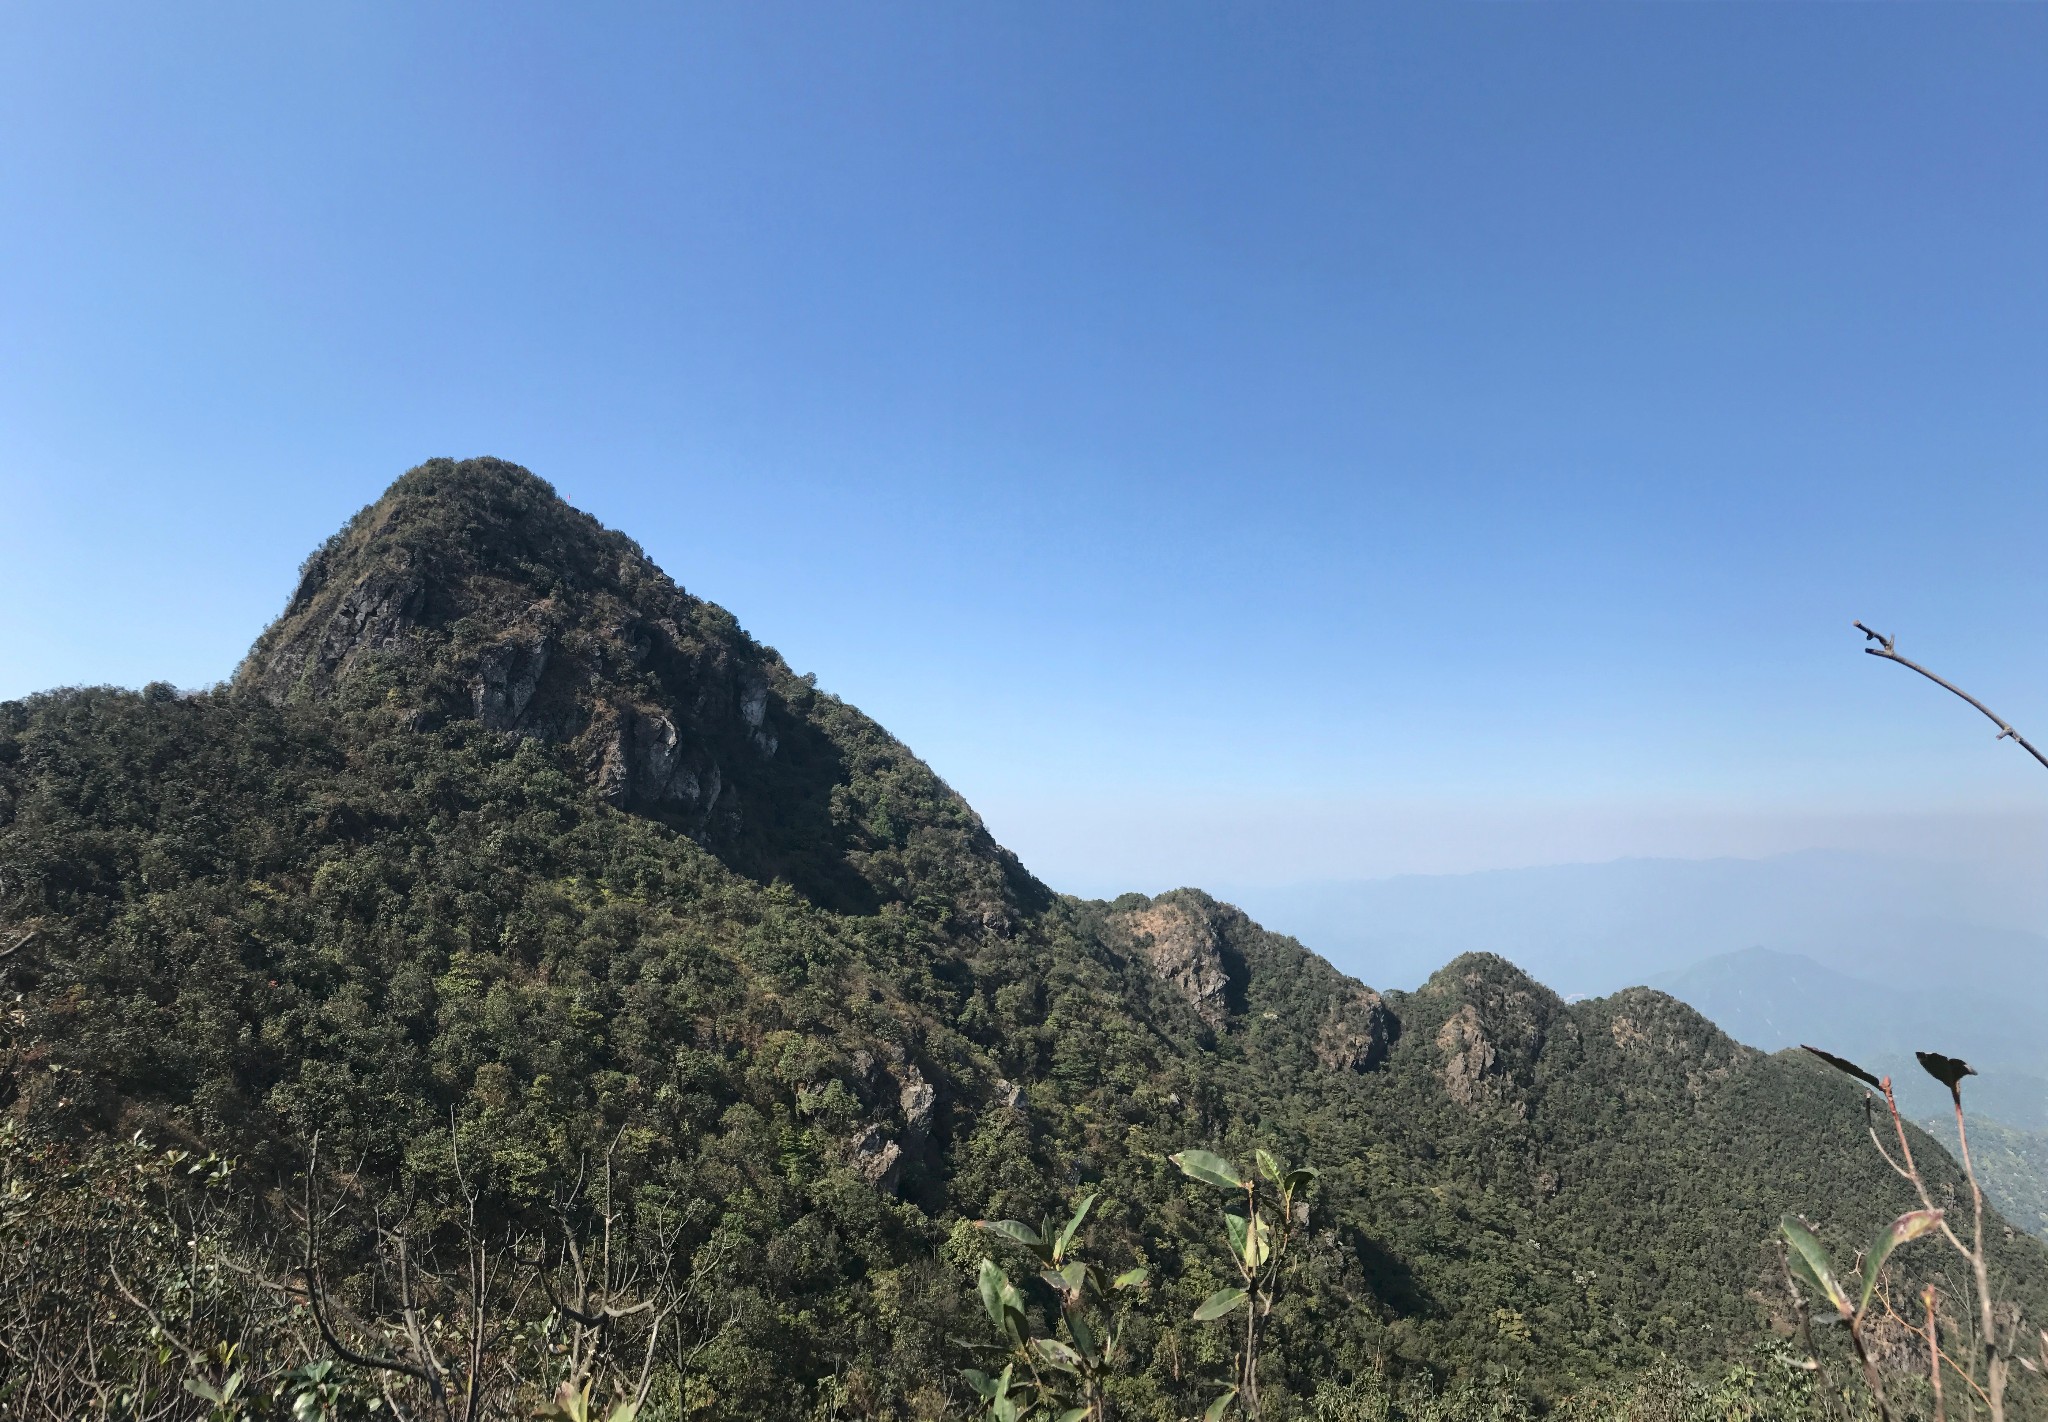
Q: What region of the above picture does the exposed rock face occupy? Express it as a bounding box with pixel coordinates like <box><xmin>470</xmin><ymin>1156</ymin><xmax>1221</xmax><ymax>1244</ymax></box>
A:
<box><xmin>252</xmin><ymin>555</ymin><xmax>426</xmax><ymax>697</ymax></box>
<box><xmin>897</xmin><ymin>1064</ymin><xmax>937</xmax><ymax>1137</ymax></box>
<box><xmin>847</xmin><ymin>1125</ymin><xmax>902</xmax><ymax>1191</ymax></box>
<box><xmin>1419</xmin><ymin>954</ymin><xmax>1561</xmax><ymax>1114</ymax></box>
<box><xmin>833</xmin><ymin>1047</ymin><xmax>937</xmax><ymax>1192</ymax></box>
<box><xmin>1113</xmin><ymin>897</ymin><xmax>1233</xmax><ymax>1026</ymax></box>
<box><xmin>1414</xmin><ymin>962</ymin><xmax>1761</xmax><ymax>1120</ymax></box>
<box><xmin>1316</xmin><ymin>987</ymin><xmax>1391</xmax><ymax>1072</ymax></box>
<box><xmin>590</xmin><ymin>706</ymin><xmax>732</xmax><ymax>831</ymax></box>
<box><xmin>473</xmin><ymin>636</ymin><xmax>550</xmax><ymax>730</ymax></box>
<box><xmin>1609</xmin><ymin>1015</ymin><xmax>1652</xmax><ymax>1054</ymax></box>
<box><xmin>1436</xmin><ymin>1004</ymin><xmax>1500</xmax><ymax>1107</ymax></box>
<box><xmin>1103</xmin><ymin>890</ymin><xmax>1398</xmax><ymax>1062</ymax></box>
<box><xmin>236</xmin><ymin>458</ymin><xmax>1043</xmax><ymax>923</ymax></box>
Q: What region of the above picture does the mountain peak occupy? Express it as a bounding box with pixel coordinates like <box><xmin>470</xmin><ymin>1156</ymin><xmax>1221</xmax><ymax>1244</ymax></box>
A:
<box><xmin>238</xmin><ymin>457</ymin><xmax>667</xmax><ymax>707</ymax></box>
<box><xmin>237</xmin><ymin>457</ymin><xmax>1040</xmax><ymax>922</ymax></box>
<box><xmin>1419</xmin><ymin>951</ymin><xmax>1558</xmax><ymax>1005</ymax></box>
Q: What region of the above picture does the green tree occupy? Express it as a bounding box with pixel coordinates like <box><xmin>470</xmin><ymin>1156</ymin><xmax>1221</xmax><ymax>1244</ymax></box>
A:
<box><xmin>1171</xmin><ymin>1149</ymin><xmax>1318</xmax><ymax>1422</ymax></box>
<box><xmin>966</xmin><ymin>1193</ymin><xmax>1150</xmax><ymax>1422</ymax></box>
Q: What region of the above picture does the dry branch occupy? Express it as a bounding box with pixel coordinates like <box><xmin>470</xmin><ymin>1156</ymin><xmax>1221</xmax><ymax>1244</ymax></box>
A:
<box><xmin>1855</xmin><ymin>622</ymin><xmax>2048</xmax><ymax>772</ymax></box>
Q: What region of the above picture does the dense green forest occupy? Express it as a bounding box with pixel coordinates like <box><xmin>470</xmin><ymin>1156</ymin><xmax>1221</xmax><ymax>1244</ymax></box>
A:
<box><xmin>2</xmin><ymin>459</ymin><xmax>2041</xmax><ymax>1420</ymax></box>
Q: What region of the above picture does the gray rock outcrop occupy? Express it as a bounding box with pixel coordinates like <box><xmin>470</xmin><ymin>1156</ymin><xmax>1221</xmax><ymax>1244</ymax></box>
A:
<box><xmin>1114</xmin><ymin>898</ymin><xmax>1232</xmax><ymax>1026</ymax></box>
<box><xmin>1316</xmin><ymin>987</ymin><xmax>1391</xmax><ymax>1072</ymax></box>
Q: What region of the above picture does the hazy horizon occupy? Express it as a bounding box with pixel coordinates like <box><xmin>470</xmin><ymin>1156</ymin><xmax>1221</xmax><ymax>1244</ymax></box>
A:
<box><xmin>1193</xmin><ymin>845</ymin><xmax>2048</xmax><ymax>994</ymax></box>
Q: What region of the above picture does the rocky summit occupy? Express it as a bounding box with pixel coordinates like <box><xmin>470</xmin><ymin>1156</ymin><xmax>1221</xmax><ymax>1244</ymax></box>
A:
<box><xmin>236</xmin><ymin>457</ymin><xmax>1035</xmax><ymax>923</ymax></box>
<box><xmin>2</xmin><ymin>458</ymin><xmax>2042</xmax><ymax>1420</ymax></box>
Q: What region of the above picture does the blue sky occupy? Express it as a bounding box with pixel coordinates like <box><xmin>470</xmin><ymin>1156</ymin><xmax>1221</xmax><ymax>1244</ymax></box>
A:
<box><xmin>4</xmin><ymin>4</ymin><xmax>2047</xmax><ymax>890</ymax></box>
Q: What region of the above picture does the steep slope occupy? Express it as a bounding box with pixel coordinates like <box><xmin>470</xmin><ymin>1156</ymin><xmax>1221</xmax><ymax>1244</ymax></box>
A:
<box><xmin>1654</xmin><ymin>946</ymin><xmax>2048</xmax><ymax>1128</ymax></box>
<box><xmin>1656</xmin><ymin>949</ymin><xmax>2048</xmax><ymax>1242</ymax></box>
<box><xmin>238</xmin><ymin>457</ymin><xmax>1039</xmax><ymax>926</ymax></box>
<box><xmin>3</xmin><ymin>459</ymin><xmax>2043</xmax><ymax>1419</ymax></box>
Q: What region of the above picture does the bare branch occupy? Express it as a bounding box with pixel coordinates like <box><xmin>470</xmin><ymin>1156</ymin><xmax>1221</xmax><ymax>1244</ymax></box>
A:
<box><xmin>1865</xmin><ymin>1096</ymin><xmax>1915</xmax><ymax>1183</ymax></box>
<box><xmin>1855</xmin><ymin>622</ymin><xmax>2048</xmax><ymax>773</ymax></box>
<box><xmin>301</xmin><ymin>1133</ymin><xmax>447</xmax><ymax>1398</ymax></box>
<box><xmin>104</xmin><ymin>1264</ymin><xmax>203</xmax><ymax>1367</ymax></box>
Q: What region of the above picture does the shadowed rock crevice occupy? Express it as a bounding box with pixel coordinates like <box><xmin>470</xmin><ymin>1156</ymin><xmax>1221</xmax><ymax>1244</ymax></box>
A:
<box><xmin>1318</xmin><ymin>986</ymin><xmax>1392</xmax><ymax>1072</ymax></box>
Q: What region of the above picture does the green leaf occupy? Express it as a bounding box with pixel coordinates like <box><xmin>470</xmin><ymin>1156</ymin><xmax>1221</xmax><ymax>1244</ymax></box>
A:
<box><xmin>1281</xmin><ymin>1167</ymin><xmax>1319</xmax><ymax>1198</ymax></box>
<box><xmin>1780</xmin><ymin>1216</ymin><xmax>1851</xmax><ymax>1318</ymax></box>
<box><xmin>1172</xmin><ymin>1149</ymin><xmax>1245</xmax><ymax>1190</ymax></box>
<box><xmin>1040</xmin><ymin>1261</ymin><xmax>1086</xmax><ymax>1297</ymax></box>
<box><xmin>183</xmin><ymin>1380</ymin><xmax>224</xmax><ymax>1406</ymax></box>
<box><xmin>1032</xmin><ymin>1337</ymin><xmax>1084</xmax><ymax>1374</ymax></box>
<box><xmin>1224</xmin><ymin>1210</ymin><xmax>1271</xmax><ymax>1269</ymax></box>
<box><xmin>961</xmin><ymin>1369</ymin><xmax>997</xmax><ymax>1401</ymax></box>
<box><xmin>978</xmin><ymin>1259</ymin><xmax>1015</xmax><ymax>1333</ymax></box>
<box><xmin>1255</xmin><ymin>1148</ymin><xmax>1284</xmax><ymax>1184</ymax></box>
<box><xmin>1068</xmin><ymin>1309</ymin><xmax>1099</xmax><ymax>1366</ymax></box>
<box><xmin>1223</xmin><ymin>1210</ymin><xmax>1250</xmax><ymax>1262</ymax></box>
<box><xmin>990</xmin><ymin>1365</ymin><xmax>1018</xmax><ymax>1422</ymax></box>
<box><xmin>1112</xmin><ymin>1266</ymin><xmax>1150</xmax><ymax>1291</ymax></box>
<box><xmin>1204</xmin><ymin>1387</ymin><xmax>1240</xmax><ymax>1422</ymax></box>
<box><xmin>1194</xmin><ymin>1286</ymin><xmax>1250</xmax><ymax>1321</ymax></box>
<box><xmin>1053</xmin><ymin>1193</ymin><xmax>1095</xmax><ymax>1264</ymax></box>
<box><xmin>1785</xmin><ymin>1247</ymin><xmax>1826</xmax><ymax>1299</ymax></box>
<box><xmin>1801</xmin><ymin>1045</ymin><xmax>1882</xmax><ymax>1089</ymax></box>
<box><xmin>1248</xmin><ymin>1214</ymin><xmax>1274</xmax><ymax>1270</ymax></box>
<box><xmin>1055</xmin><ymin>1410</ymin><xmax>1091</xmax><ymax>1422</ymax></box>
<box><xmin>979</xmin><ymin>1218</ymin><xmax>1047</xmax><ymax>1260</ymax></box>
<box><xmin>1859</xmin><ymin>1209</ymin><xmax>1942</xmax><ymax>1315</ymax></box>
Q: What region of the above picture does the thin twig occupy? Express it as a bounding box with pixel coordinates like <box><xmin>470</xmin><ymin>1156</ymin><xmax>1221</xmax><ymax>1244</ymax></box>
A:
<box><xmin>1950</xmin><ymin>1082</ymin><xmax>2009</xmax><ymax>1422</ymax></box>
<box><xmin>1855</xmin><ymin>622</ymin><xmax>2048</xmax><ymax>772</ymax></box>
<box><xmin>301</xmin><ymin>1134</ymin><xmax>446</xmax><ymax>1396</ymax></box>
<box><xmin>1871</xmin><ymin>1071</ymin><xmax>2008</xmax><ymax>1422</ymax></box>
<box><xmin>104</xmin><ymin>1265</ymin><xmax>203</xmax><ymax>1367</ymax></box>
<box><xmin>1926</xmin><ymin>1286</ymin><xmax>1946</xmax><ymax>1422</ymax></box>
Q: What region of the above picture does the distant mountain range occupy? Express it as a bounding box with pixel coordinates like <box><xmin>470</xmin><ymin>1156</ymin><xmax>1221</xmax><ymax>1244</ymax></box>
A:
<box><xmin>1226</xmin><ymin>853</ymin><xmax>2048</xmax><ymax>1104</ymax></box>
<box><xmin>1229</xmin><ymin>855</ymin><xmax>2048</xmax><ymax>1231</ymax></box>
<box><xmin>1650</xmin><ymin>946</ymin><xmax>2048</xmax><ymax>1126</ymax></box>
<box><xmin>1223</xmin><ymin>850</ymin><xmax>2048</xmax><ymax>999</ymax></box>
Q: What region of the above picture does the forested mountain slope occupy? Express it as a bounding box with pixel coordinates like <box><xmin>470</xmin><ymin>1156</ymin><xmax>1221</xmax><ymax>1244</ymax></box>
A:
<box><xmin>2</xmin><ymin>459</ymin><xmax>2041</xmax><ymax>1419</ymax></box>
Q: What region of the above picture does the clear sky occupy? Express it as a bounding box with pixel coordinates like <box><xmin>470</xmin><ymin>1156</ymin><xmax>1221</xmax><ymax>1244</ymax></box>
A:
<box><xmin>4</xmin><ymin>4</ymin><xmax>2046</xmax><ymax>892</ymax></box>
